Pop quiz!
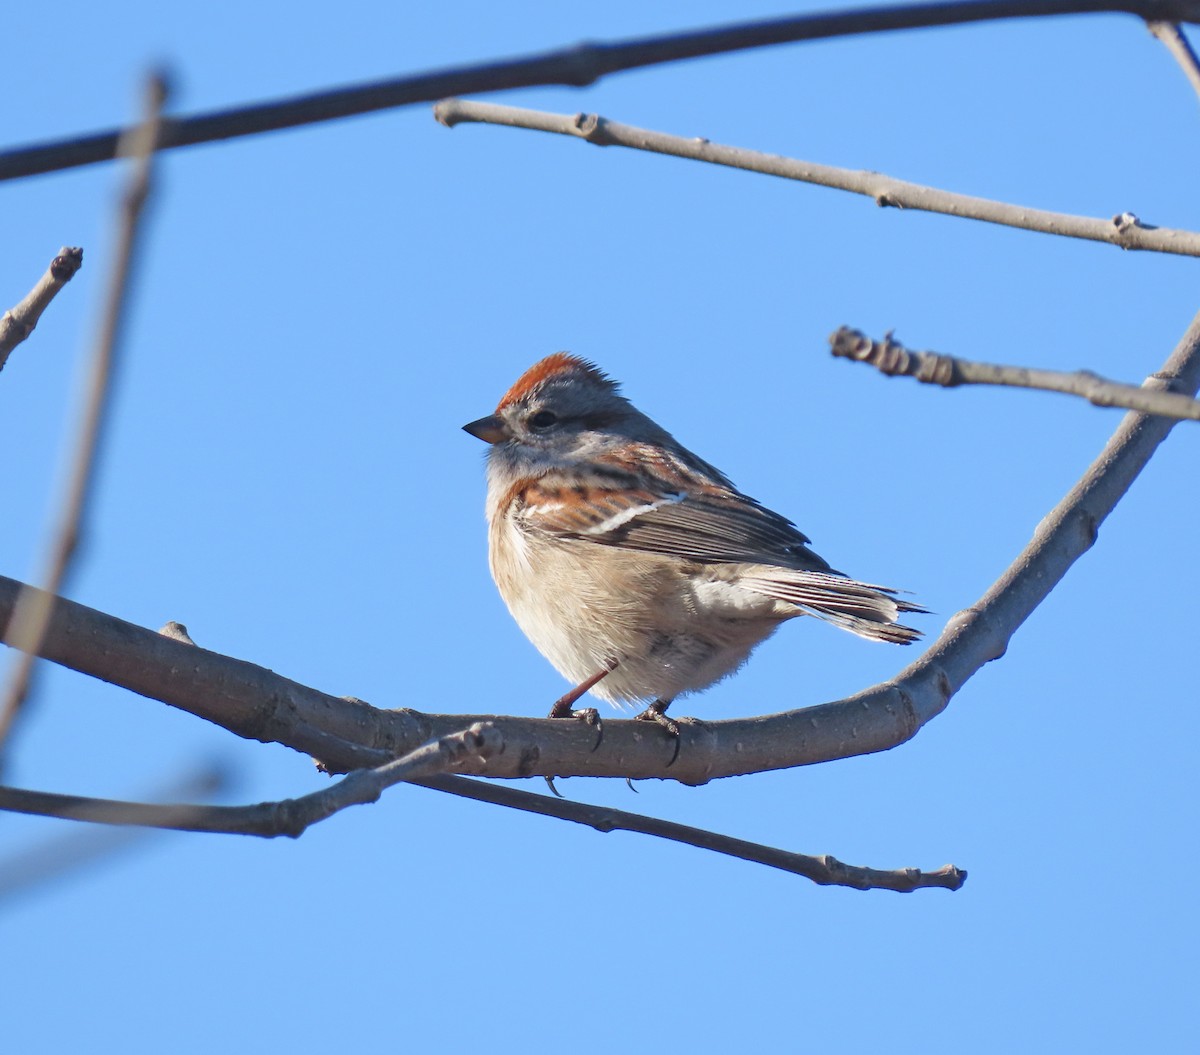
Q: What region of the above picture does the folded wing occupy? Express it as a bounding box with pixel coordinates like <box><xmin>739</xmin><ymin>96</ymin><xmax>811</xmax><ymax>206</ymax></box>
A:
<box><xmin>516</xmin><ymin>453</ymin><xmax>925</xmax><ymax>644</ymax></box>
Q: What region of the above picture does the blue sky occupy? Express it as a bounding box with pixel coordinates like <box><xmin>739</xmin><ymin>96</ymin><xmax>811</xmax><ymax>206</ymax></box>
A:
<box><xmin>2</xmin><ymin>2</ymin><xmax>1198</xmax><ymax>1051</ymax></box>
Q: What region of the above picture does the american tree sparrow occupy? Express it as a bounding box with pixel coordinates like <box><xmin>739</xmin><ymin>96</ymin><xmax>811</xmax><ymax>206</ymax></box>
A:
<box><xmin>464</xmin><ymin>353</ymin><xmax>923</xmax><ymax>746</ymax></box>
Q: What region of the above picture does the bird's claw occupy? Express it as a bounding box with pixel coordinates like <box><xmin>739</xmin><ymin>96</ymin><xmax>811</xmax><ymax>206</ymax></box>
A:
<box><xmin>634</xmin><ymin>700</ymin><xmax>681</xmax><ymax>766</ymax></box>
<box><xmin>548</xmin><ymin>700</ymin><xmax>604</xmax><ymax>752</ymax></box>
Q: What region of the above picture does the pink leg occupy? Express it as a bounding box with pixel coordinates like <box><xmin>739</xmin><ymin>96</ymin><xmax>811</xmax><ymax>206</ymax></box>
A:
<box><xmin>548</xmin><ymin>664</ymin><xmax>614</xmax><ymax>719</ymax></box>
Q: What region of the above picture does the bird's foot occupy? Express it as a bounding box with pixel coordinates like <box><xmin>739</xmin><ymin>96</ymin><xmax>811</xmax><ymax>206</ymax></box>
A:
<box><xmin>546</xmin><ymin>662</ymin><xmax>617</xmax><ymax>752</ymax></box>
<box><xmin>547</xmin><ymin>697</ymin><xmax>603</xmax><ymax>753</ymax></box>
<box><xmin>633</xmin><ymin>698</ymin><xmax>681</xmax><ymax>766</ymax></box>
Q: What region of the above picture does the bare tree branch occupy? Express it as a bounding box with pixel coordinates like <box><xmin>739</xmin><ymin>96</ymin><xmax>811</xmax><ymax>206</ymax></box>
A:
<box><xmin>2</xmin><ymin>2</ymin><xmax>1199</xmax><ymax>182</ymax></box>
<box><xmin>0</xmin><ymin>248</ymin><xmax>84</xmax><ymax>371</ymax></box>
<box><xmin>0</xmin><ymin>724</ymin><xmax>501</xmax><ymax>837</ymax></box>
<box><xmin>414</xmin><ymin>775</ymin><xmax>965</xmax><ymax>892</ymax></box>
<box><xmin>829</xmin><ymin>326</ymin><xmax>1200</xmax><ymax>419</ymax></box>
<box><xmin>1148</xmin><ymin>21</ymin><xmax>1200</xmax><ymax>100</ymax></box>
<box><xmin>3</xmin><ymin>303</ymin><xmax>1199</xmax><ymax>786</ymax></box>
<box><xmin>434</xmin><ymin>98</ymin><xmax>1200</xmax><ymax>257</ymax></box>
<box><xmin>0</xmin><ymin>76</ymin><xmax>168</xmax><ymax>758</ymax></box>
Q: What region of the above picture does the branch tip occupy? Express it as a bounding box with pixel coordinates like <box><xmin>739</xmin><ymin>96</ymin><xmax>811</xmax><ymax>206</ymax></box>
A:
<box><xmin>829</xmin><ymin>326</ymin><xmax>959</xmax><ymax>386</ymax></box>
<box><xmin>832</xmin><ymin>326</ymin><xmax>1200</xmax><ymax>420</ymax></box>
<box><xmin>0</xmin><ymin>248</ymin><xmax>87</xmax><ymax>370</ymax></box>
<box><xmin>50</xmin><ymin>247</ymin><xmax>84</xmax><ymax>281</ymax></box>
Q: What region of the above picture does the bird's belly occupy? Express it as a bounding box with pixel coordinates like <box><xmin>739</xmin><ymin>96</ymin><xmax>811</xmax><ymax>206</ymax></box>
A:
<box><xmin>491</xmin><ymin>528</ymin><xmax>783</xmax><ymax>705</ymax></box>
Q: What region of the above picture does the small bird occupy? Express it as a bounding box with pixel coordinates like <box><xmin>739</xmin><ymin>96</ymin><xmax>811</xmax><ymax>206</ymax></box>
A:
<box><xmin>464</xmin><ymin>353</ymin><xmax>923</xmax><ymax>743</ymax></box>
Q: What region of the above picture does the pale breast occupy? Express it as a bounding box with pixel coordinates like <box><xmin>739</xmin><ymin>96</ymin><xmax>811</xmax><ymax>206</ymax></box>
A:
<box><xmin>488</xmin><ymin>516</ymin><xmax>785</xmax><ymax>704</ymax></box>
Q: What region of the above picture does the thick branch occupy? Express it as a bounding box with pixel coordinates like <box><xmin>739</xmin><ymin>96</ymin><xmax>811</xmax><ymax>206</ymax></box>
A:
<box><xmin>0</xmin><ymin>248</ymin><xmax>83</xmax><ymax>371</ymax></box>
<box><xmin>829</xmin><ymin>326</ymin><xmax>1200</xmax><ymax>419</ymax></box>
<box><xmin>0</xmin><ymin>77</ymin><xmax>167</xmax><ymax>756</ymax></box>
<box><xmin>434</xmin><ymin>98</ymin><xmax>1200</xmax><ymax>257</ymax></box>
<box><xmin>3</xmin><ymin>2</ymin><xmax>1199</xmax><ymax>182</ymax></box>
<box><xmin>3</xmin><ymin>305</ymin><xmax>1199</xmax><ymax>784</ymax></box>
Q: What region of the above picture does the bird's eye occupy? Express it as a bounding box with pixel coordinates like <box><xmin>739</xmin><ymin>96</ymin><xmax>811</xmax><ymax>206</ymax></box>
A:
<box><xmin>528</xmin><ymin>410</ymin><xmax>558</xmax><ymax>429</ymax></box>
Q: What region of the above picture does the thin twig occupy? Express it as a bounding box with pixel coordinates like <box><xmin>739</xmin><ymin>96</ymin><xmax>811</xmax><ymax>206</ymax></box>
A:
<box><xmin>0</xmin><ymin>724</ymin><xmax>501</xmax><ymax>838</ymax></box>
<box><xmin>0</xmin><ymin>762</ymin><xmax>232</xmax><ymax>903</ymax></box>
<box><xmin>415</xmin><ymin>775</ymin><xmax>965</xmax><ymax>891</ymax></box>
<box><xmin>3</xmin><ymin>1</ymin><xmax>1199</xmax><ymax>182</ymax></box>
<box><xmin>434</xmin><ymin>98</ymin><xmax>1200</xmax><ymax>257</ymax></box>
<box><xmin>1148</xmin><ymin>21</ymin><xmax>1200</xmax><ymax>101</ymax></box>
<box><xmin>0</xmin><ymin>248</ymin><xmax>84</xmax><ymax>371</ymax></box>
<box><xmin>829</xmin><ymin>326</ymin><xmax>1200</xmax><ymax>419</ymax></box>
<box><xmin>0</xmin><ymin>76</ymin><xmax>167</xmax><ymax>757</ymax></box>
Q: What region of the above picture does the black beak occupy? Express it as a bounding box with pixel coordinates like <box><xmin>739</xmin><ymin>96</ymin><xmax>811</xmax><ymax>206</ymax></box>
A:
<box><xmin>462</xmin><ymin>414</ymin><xmax>510</xmax><ymax>445</ymax></box>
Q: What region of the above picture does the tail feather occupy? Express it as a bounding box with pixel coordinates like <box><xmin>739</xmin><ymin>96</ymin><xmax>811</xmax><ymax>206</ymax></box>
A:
<box><xmin>739</xmin><ymin>570</ymin><xmax>926</xmax><ymax>644</ymax></box>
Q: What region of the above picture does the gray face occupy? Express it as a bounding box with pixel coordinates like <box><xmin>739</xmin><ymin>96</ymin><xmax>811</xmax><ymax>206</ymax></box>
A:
<box><xmin>467</xmin><ymin>373</ymin><xmax>670</xmax><ymax>478</ymax></box>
